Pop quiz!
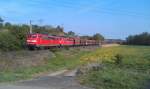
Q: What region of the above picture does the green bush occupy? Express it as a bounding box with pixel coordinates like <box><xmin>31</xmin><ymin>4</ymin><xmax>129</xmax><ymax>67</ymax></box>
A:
<box><xmin>113</xmin><ymin>54</ymin><xmax>123</xmax><ymax>65</ymax></box>
<box><xmin>0</xmin><ymin>32</ymin><xmax>22</xmax><ymax>51</ymax></box>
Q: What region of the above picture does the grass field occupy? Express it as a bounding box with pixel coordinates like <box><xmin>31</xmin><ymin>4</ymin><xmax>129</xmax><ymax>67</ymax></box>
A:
<box><xmin>0</xmin><ymin>48</ymin><xmax>93</xmax><ymax>82</ymax></box>
<box><xmin>0</xmin><ymin>46</ymin><xmax>150</xmax><ymax>89</ymax></box>
<box><xmin>79</xmin><ymin>46</ymin><xmax>150</xmax><ymax>89</ymax></box>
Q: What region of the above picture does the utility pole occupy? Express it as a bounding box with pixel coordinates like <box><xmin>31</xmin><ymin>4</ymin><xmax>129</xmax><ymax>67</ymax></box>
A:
<box><xmin>29</xmin><ymin>20</ymin><xmax>32</xmax><ymax>34</ymax></box>
<box><xmin>29</xmin><ymin>19</ymin><xmax>43</xmax><ymax>34</ymax></box>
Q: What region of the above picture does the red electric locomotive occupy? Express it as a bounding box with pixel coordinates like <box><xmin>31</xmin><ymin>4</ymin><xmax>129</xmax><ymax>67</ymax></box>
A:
<box><xmin>26</xmin><ymin>33</ymin><xmax>75</xmax><ymax>49</ymax></box>
<box><xmin>26</xmin><ymin>33</ymin><xmax>100</xmax><ymax>50</ymax></box>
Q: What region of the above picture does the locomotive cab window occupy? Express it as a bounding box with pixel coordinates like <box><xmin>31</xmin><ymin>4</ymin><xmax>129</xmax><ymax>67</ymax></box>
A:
<box><xmin>32</xmin><ymin>35</ymin><xmax>37</xmax><ymax>38</ymax></box>
<box><xmin>28</xmin><ymin>35</ymin><xmax>37</xmax><ymax>38</ymax></box>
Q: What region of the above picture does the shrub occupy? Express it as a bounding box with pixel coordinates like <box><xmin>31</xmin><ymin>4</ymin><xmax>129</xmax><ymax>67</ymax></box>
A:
<box><xmin>0</xmin><ymin>32</ymin><xmax>22</xmax><ymax>51</ymax></box>
<box><xmin>64</xmin><ymin>46</ymin><xmax>70</xmax><ymax>50</ymax></box>
<box><xmin>50</xmin><ymin>47</ymin><xmax>60</xmax><ymax>52</ymax></box>
<box><xmin>113</xmin><ymin>54</ymin><xmax>123</xmax><ymax>65</ymax></box>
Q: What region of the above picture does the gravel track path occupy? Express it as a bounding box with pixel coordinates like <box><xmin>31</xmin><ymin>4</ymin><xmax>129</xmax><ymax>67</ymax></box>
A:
<box><xmin>0</xmin><ymin>70</ymin><xmax>92</xmax><ymax>89</ymax></box>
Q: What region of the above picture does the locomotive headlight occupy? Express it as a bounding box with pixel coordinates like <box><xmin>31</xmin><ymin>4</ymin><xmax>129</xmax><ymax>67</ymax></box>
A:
<box><xmin>31</xmin><ymin>40</ymin><xmax>37</xmax><ymax>42</ymax></box>
<box><xmin>27</xmin><ymin>40</ymin><xmax>37</xmax><ymax>42</ymax></box>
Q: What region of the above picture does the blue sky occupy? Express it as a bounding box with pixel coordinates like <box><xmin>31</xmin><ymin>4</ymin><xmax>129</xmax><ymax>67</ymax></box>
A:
<box><xmin>0</xmin><ymin>0</ymin><xmax>150</xmax><ymax>39</ymax></box>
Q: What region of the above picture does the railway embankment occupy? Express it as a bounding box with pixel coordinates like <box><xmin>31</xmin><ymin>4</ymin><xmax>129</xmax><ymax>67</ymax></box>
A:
<box><xmin>0</xmin><ymin>50</ymin><xmax>55</xmax><ymax>70</ymax></box>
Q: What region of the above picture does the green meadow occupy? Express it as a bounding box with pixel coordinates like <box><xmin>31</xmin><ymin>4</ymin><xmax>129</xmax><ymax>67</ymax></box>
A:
<box><xmin>79</xmin><ymin>46</ymin><xmax>150</xmax><ymax>89</ymax></box>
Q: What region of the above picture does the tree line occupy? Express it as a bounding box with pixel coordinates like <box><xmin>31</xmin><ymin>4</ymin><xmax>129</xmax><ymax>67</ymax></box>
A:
<box><xmin>126</xmin><ymin>32</ymin><xmax>150</xmax><ymax>45</ymax></box>
<box><xmin>0</xmin><ymin>17</ymin><xmax>104</xmax><ymax>51</ymax></box>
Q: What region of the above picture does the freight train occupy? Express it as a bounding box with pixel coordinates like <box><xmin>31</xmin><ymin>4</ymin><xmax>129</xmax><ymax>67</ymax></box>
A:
<box><xmin>26</xmin><ymin>33</ymin><xmax>100</xmax><ymax>50</ymax></box>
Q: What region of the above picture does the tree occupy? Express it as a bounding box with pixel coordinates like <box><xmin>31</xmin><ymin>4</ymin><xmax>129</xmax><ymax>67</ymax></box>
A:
<box><xmin>126</xmin><ymin>32</ymin><xmax>150</xmax><ymax>45</ymax></box>
<box><xmin>0</xmin><ymin>17</ymin><xmax>4</xmax><ymax>29</ymax></box>
<box><xmin>67</xmin><ymin>31</ymin><xmax>76</xmax><ymax>37</ymax></box>
<box><xmin>4</xmin><ymin>22</ymin><xmax>12</xmax><ymax>29</ymax></box>
<box><xmin>92</xmin><ymin>33</ymin><xmax>104</xmax><ymax>41</ymax></box>
<box><xmin>0</xmin><ymin>17</ymin><xmax>4</xmax><ymax>23</ymax></box>
<box><xmin>56</xmin><ymin>25</ymin><xmax>64</xmax><ymax>32</ymax></box>
<box><xmin>80</xmin><ymin>35</ymin><xmax>92</xmax><ymax>40</ymax></box>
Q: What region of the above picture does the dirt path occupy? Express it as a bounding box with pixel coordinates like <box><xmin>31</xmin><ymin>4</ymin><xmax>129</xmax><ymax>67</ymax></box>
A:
<box><xmin>145</xmin><ymin>80</ymin><xmax>150</xmax><ymax>89</ymax></box>
<box><xmin>0</xmin><ymin>70</ymin><xmax>92</xmax><ymax>89</ymax></box>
